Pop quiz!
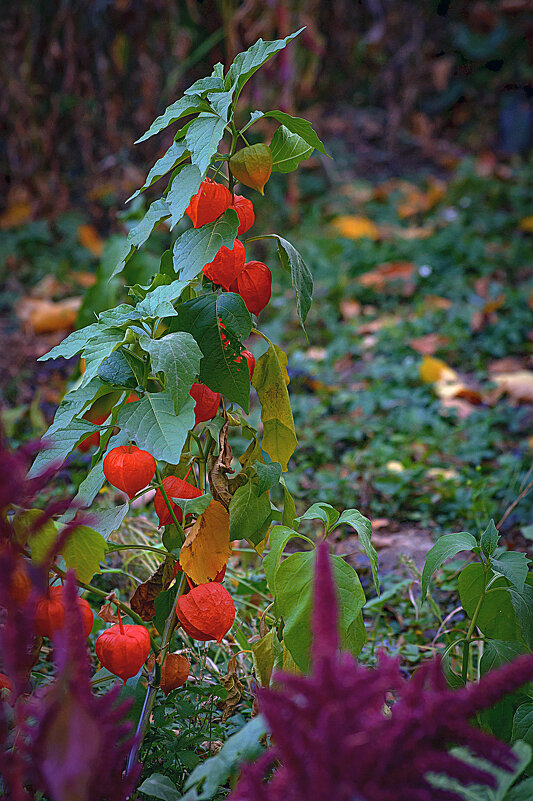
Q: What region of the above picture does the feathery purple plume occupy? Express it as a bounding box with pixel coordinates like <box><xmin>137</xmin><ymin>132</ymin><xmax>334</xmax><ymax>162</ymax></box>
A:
<box><xmin>231</xmin><ymin>542</ymin><xmax>533</xmax><ymax>801</ymax></box>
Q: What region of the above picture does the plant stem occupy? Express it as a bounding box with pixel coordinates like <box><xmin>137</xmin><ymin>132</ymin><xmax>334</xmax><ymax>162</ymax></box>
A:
<box><xmin>154</xmin><ymin>463</ymin><xmax>187</xmax><ymax>538</ymax></box>
<box><xmin>461</xmin><ymin>565</ymin><xmax>489</xmax><ymax>684</ymax></box>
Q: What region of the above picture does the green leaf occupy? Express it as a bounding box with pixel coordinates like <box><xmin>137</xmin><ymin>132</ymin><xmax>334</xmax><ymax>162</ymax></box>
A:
<box><xmin>491</xmin><ymin>551</ymin><xmax>531</xmax><ymax>593</ymax></box>
<box><xmin>61</xmin><ymin>525</ymin><xmax>107</xmax><ymax>583</ymax></box>
<box><xmin>336</xmin><ymin>508</ymin><xmax>379</xmax><ymax>595</ymax></box>
<box><xmin>90</xmin><ymin>504</ymin><xmax>129</xmax><ymax>540</ymax></box>
<box><xmin>135</xmin><ymin>94</ymin><xmax>206</xmax><ymax>143</ymax></box>
<box><xmin>16</xmin><ymin>510</ymin><xmax>58</xmax><ymax>562</ymax></box>
<box><xmin>97</xmin><ymin>349</ymin><xmax>138</xmax><ymax>388</ymax></box>
<box><xmin>229</xmin><ymin>480</ymin><xmax>272</xmax><ymax>545</ymax></box>
<box><xmin>207</xmin><ymin>87</ymin><xmax>235</xmax><ymax>121</ymax></box>
<box><xmin>276</xmin><ymin>550</ymin><xmax>366</xmax><ymax>672</ymax></box>
<box><xmin>153</xmin><ymin>588</ymin><xmax>176</xmax><ymax>637</ymax></box>
<box><xmin>262</xmin><ymin>525</ymin><xmax>300</xmax><ymax>596</ymax></box>
<box><xmin>172</xmin><ymin>208</ymin><xmax>239</xmax><ymax>282</ymax></box>
<box><xmin>82</xmin><ymin>327</ymin><xmax>127</xmax><ymax>382</ymax></box>
<box><xmin>143</xmin><ymin>332</ymin><xmax>202</xmax><ymax>414</ymax></box>
<box><xmin>269</xmin><ymin>125</ymin><xmax>314</xmax><ymax>172</ymax></box>
<box><xmin>175</xmin><ymin>292</ymin><xmax>252</xmax><ymax>411</ymax></box>
<box><xmin>137</xmin><ymin>773</ymin><xmax>180</xmax><ymax>801</ymax></box>
<box><xmin>281</xmin><ymin>476</ymin><xmax>296</xmax><ymax>529</ymax></box>
<box><xmin>252</xmin><ymin>342</ymin><xmax>297</xmax><ymax>470</ymax></box>
<box><xmin>255</xmin><ymin>461</ymin><xmax>282</xmax><ymax>494</ymax></box>
<box><xmin>116</xmin><ymin>391</ymin><xmax>195</xmax><ymax>463</ymax></box>
<box><xmin>228</xmin><ymin>29</ymin><xmax>304</xmax><ymax>93</ymax></box>
<box><xmin>98</xmin><ymin>305</ymin><xmax>144</xmax><ymax>327</ymax></box>
<box><xmin>171</xmin><ymin>493</ymin><xmax>211</xmax><ymax>519</ymax></box>
<box><xmin>182</xmin><ymin>715</ymin><xmax>267</xmax><ymax>798</ymax></box>
<box><xmin>256</xmin><ymin>234</ymin><xmax>313</xmax><ymax>329</ymax></box>
<box><xmin>510</xmin><ymin>584</ymin><xmax>533</xmax><ymax>649</ymax></box>
<box><xmin>185</xmin><ymin>114</ymin><xmax>227</xmax><ymax>175</ymax></box>
<box><xmin>137</xmin><ymin>279</ymin><xmax>188</xmax><ymax>317</ymax></box>
<box><xmin>128</xmin><ymin>141</ymin><xmax>189</xmax><ymax>202</ymax></box>
<box><xmin>185</xmin><ymin>76</ymin><xmax>225</xmax><ymax>96</ymax></box>
<box><xmin>481</xmin><ymin>519</ymin><xmax>499</xmax><ymax>557</ymax></box>
<box><xmin>263</xmin><ymin>110</ymin><xmax>328</xmax><ymax>156</ymax></box>
<box><xmin>251</xmin><ymin>630</ymin><xmax>275</xmax><ymax>686</ymax></box>
<box><xmin>514</xmin><ymin>705</ymin><xmax>533</xmax><ymax>751</ymax></box>
<box><xmin>296</xmin><ymin>502</ymin><xmax>339</xmax><ymax>532</ymax></box>
<box><xmin>166</xmin><ymin>164</ymin><xmax>203</xmax><ymax>229</ymax></box>
<box><xmin>37</xmin><ymin>323</ymin><xmax>101</xmax><ymax>361</ymax></box>
<box><xmin>506</xmin><ymin>778</ymin><xmax>533</xmax><ymax>801</ymax></box>
<box><xmin>480</xmin><ymin>640</ymin><xmax>528</xmax><ymax>675</ymax></box>
<box><xmin>421</xmin><ymin>532</ymin><xmax>477</xmax><ymax>600</ymax></box>
<box><xmin>47</xmin><ymin>377</ymin><xmax>111</xmax><ymax>435</ymax></box>
<box><xmin>111</xmin><ymin>199</ymin><xmax>171</xmax><ymax>277</ymax></box>
<box><xmin>28</xmin><ymin>419</ymin><xmax>105</xmax><ymax>478</ymax></box>
<box><xmin>459</xmin><ymin>563</ymin><xmax>521</xmax><ymax>641</ymax></box>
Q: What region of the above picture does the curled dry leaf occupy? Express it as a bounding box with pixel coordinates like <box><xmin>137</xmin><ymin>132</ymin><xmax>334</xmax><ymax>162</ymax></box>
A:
<box><xmin>130</xmin><ymin>556</ymin><xmax>176</xmax><ymax>621</ymax></box>
<box><xmin>98</xmin><ymin>592</ymin><xmax>120</xmax><ymax>624</ymax></box>
<box><xmin>179</xmin><ymin>500</ymin><xmax>232</xmax><ymax>585</ymax></box>
<box><xmin>218</xmin><ymin>655</ymin><xmax>244</xmax><ymax>722</ymax></box>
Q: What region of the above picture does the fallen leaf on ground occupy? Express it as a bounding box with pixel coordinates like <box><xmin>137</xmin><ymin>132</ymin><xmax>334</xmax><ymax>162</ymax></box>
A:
<box><xmin>422</xmin><ymin>295</ymin><xmax>452</xmax><ymax>310</ymax></box>
<box><xmin>357</xmin><ymin>261</ymin><xmax>414</xmax><ymax>290</ymax></box>
<box><xmin>78</xmin><ymin>223</ymin><xmax>104</xmax><ymax>256</ymax></box>
<box><xmin>519</xmin><ymin>216</ymin><xmax>533</xmax><ymax>233</ymax></box>
<box><xmin>409</xmin><ymin>334</ymin><xmax>450</xmax><ymax>356</ymax></box>
<box><xmin>493</xmin><ymin>371</ymin><xmax>533</xmax><ymax>403</ymax></box>
<box><xmin>0</xmin><ymin>202</ymin><xmax>33</xmax><ymax>229</ymax></box>
<box><xmin>339</xmin><ymin>299</ymin><xmax>362</xmax><ymax>320</ymax></box>
<box><xmin>17</xmin><ymin>297</ymin><xmax>81</xmax><ymax>334</ymax></box>
<box><xmin>331</xmin><ymin>215</ymin><xmax>379</xmax><ymax>240</ymax></box>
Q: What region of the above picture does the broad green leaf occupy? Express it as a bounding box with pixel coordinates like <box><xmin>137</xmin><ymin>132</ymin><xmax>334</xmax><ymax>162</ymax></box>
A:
<box><xmin>175</xmin><ymin>292</ymin><xmax>252</xmax><ymax>411</ymax></box>
<box><xmin>128</xmin><ymin>141</ymin><xmax>189</xmax><ymax>202</ymax></box>
<box><xmin>263</xmin><ymin>110</ymin><xmax>328</xmax><ymax>156</ymax></box>
<box><xmin>97</xmin><ymin>349</ymin><xmax>138</xmax><ymax>388</ymax></box>
<box><xmin>252</xmin><ymin>342</ymin><xmax>297</xmax><ymax>470</ymax></box>
<box><xmin>480</xmin><ymin>640</ymin><xmax>528</xmax><ymax>675</ymax></box>
<box><xmin>37</xmin><ymin>323</ymin><xmax>101</xmax><ymax>362</ymax></box>
<box><xmin>255</xmin><ymin>234</ymin><xmax>313</xmax><ymax>329</ymax></box>
<box><xmin>481</xmin><ymin>519</ymin><xmax>499</xmax><ymax>557</ymax></box>
<box><xmin>459</xmin><ymin>563</ymin><xmax>521</xmax><ymax>641</ymax></box>
<box><xmin>269</xmin><ymin>125</ymin><xmax>313</xmax><ymax>172</ymax></box>
<box><xmin>510</xmin><ymin>584</ymin><xmax>533</xmax><ymax>649</ymax></box>
<box><xmin>185</xmin><ymin>76</ymin><xmax>225</xmax><ymax>96</ymax></box>
<box><xmin>185</xmin><ymin>114</ymin><xmax>227</xmax><ymax>175</ymax></box>
<box><xmin>82</xmin><ymin>327</ymin><xmax>126</xmax><ymax>383</ymax></box>
<box><xmin>229</xmin><ymin>480</ymin><xmax>272</xmax><ymax>545</ymax></box>
<box><xmin>28</xmin><ymin>419</ymin><xmax>106</xmax><ymax>477</ymax></box>
<box><xmin>255</xmin><ymin>461</ymin><xmax>282</xmax><ymax>494</ymax></box>
<box><xmin>336</xmin><ymin>508</ymin><xmax>379</xmax><ymax>595</ymax></box>
<box><xmin>506</xmin><ymin>778</ymin><xmax>533</xmax><ymax>801</ymax></box>
<box><xmin>89</xmin><ymin>504</ymin><xmax>129</xmax><ymax>540</ymax></box>
<box><xmin>15</xmin><ymin>510</ymin><xmax>58</xmax><ymax>561</ymax></box>
<box><xmin>143</xmin><ymin>332</ymin><xmax>202</xmax><ymax>414</ymax></box>
<box><xmin>421</xmin><ymin>532</ymin><xmax>477</xmax><ymax>600</ymax></box>
<box><xmin>296</xmin><ymin>502</ymin><xmax>339</xmax><ymax>531</ymax></box>
<box><xmin>137</xmin><ymin>773</ymin><xmax>180</xmax><ymax>801</ymax></box>
<box><xmin>228</xmin><ymin>29</ymin><xmax>304</xmax><ymax>93</ymax></box>
<box><xmin>251</xmin><ymin>629</ymin><xmax>275</xmax><ymax>686</ymax></box>
<box><xmin>182</xmin><ymin>715</ymin><xmax>267</xmax><ymax>798</ymax></box>
<box><xmin>61</xmin><ymin>525</ymin><xmax>107</xmax><ymax>583</ymax></box>
<box><xmin>276</xmin><ymin>550</ymin><xmax>366</xmax><ymax>672</ymax></box>
<box><xmin>136</xmin><ymin>279</ymin><xmax>188</xmax><ymax>317</ymax></box>
<box><xmin>491</xmin><ymin>551</ymin><xmax>531</xmax><ymax>593</ymax></box>
<box><xmin>116</xmin><ymin>391</ymin><xmax>195</xmax><ymax>463</ymax></box>
<box><xmin>172</xmin><ymin>208</ymin><xmax>239</xmax><ymax>282</ymax></box>
<box><xmin>47</xmin><ymin>377</ymin><xmax>110</xmax><ymax>435</ymax></box>
<box><xmin>135</xmin><ymin>94</ymin><xmax>206</xmax><ymax>143</ymax></box>
<box><xmin>98</xmin><ymin>305</ymin><xmax>144</xmax><ymax>327</ymax></box>
<box><xmin>262</xmin><ymin>525</ymin><xmax>301</xmax><ymax>597</ymax></box>
<box><xmin>207</xmin><ymin>87</ymin><xmax>235</xmax><ymax>121</ymax></box>
<box><xmin>166</xmin><ymin>164</ymin><xmax>203</xmax><ymax>229</ymax></box>
<box><xmin>111</xmin><ymin>199</ymin><xmax>171</xmax><ymax>277</ymax></box>
<box><xmin>513</xmin><ymin>705</ymin><xmax>533</xmax><ymax>748</ymax></box>
<box><xmin>172</xmin><ymin>493</ymin><xmax>211</xmax><ymax>519</ymax></box>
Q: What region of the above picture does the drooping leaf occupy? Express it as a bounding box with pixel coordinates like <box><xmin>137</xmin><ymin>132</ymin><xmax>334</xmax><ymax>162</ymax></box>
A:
<box><xmin>252</xmin><ymin>343</ymin><xmax>297</xmax><ymax>470</ymax></box>
<box><xmin>142</xmin><ymin>332</ymin><xmax>202</xmax><ymax>414</ymax></box>
<box><xmin>421</xmin><ymin>532</ymin><xmax>478</xmax><ymax>600</ymax></box>
<box><xmin>28</xmin><ymin>419</ymin><xmax>106</xmax><ymax>478</ymax></box>
<box><xmin>97</xmin><ymin>349</ymin><xmax>138</xmax><ymax>388</ymax></box>
<box><xmin>263</xmin><ymin>110</ymin><xmax>328</xmax><ymax>156</ymax></box>
<box><xmin>296</xmin><ymin>502</ymin><xmax>339</xmax><ymax>532</ymax></box>
<box><xmin>336</xmin><ymin>508</ymin><xmax>379</xmax><ymax>594</ymax></box>
<box><xmin>130</xmin><ymin>557</ymin><xmax>176</xmax><ymax>621</ymax></box>
<box><xmin>175</xmin><ymin>291</ymin><xmax>252</xmax><ymax>410</ymax></box>
<box><xmin>229</xmin><ymin>480</ymin><xmax>272</xmax><ymax>546</ymax></box>
<box><xmin>251</xmin><ymin>630</ymin><xmax>275</xmax><ymax>686</ymax></box>
<box><xmin>135</xmin><ymin>94</ymin><xmax>207</xmax><ymax>144</ymax></box>
<box><xmin>459</xmin><ymin>563</ymin><xmax>521</xmax><ymax>641</ymax></box>
<box><xmin>185</xmin><ymin>114</ymin><xmax>227</xmax><ymax>176</ymax></box>
<box><xmin>81</xmin><ymin>327</ymin><xmax>127</xmax><ymax>383</ymax></box>
<box><xmin>172</xmin><ymin>208</ymin><xmax>239</xmax><ymax>282</ymax></box>
<box><xmin>46</xmin><ymin>377</ymin><xmax>111</xmax><ymax>435</ymax></box>
<box><xmin>60</xmin><ymin>525</ymin><xmax>108</xmax><ymax>583</ymax></box>
<box><xmin>262</xmin><ymin>525</ymin><xmax>300</xmax><ymax>597</ymax></box>
<box><xmin>228</xmin><ymin>29</ymin><xmax>304</xmax><ymax>93</ymax></box>
<box><xmin>255</xmin><ymin>461</ymin><xmax>282</xmax><ymax>494</ymax></box>
<box><xmin>111</xmin><ymin>199</ymin><xmax>171</xmax><ymax>277</ymax></box>
<box><xmin>115</xmin><ymin>391</ymin><xmax>195</xmax><ymax>462</ymax></box>
<box><xmin>179</xmin><ymin>500</ymin><xmax>232</xmax><ymax>584</ymax></box>
<box><xmin>166</xmin><ymin>164</ymin><xmax>203</xmax><ymax>229</ymax></box>
<box><xmin>87</xmin><ymin>504</ymin><xmax>129</xmax><ymax>540</ymax></box>
<box><xmin>270</xmin><ymin>125</ymin><xmax>314</xmax><ymax>172</ymax></box>
<box><xmin>255</xmin><ymin>234</ymin><xmax>312</xmax><ymax>329</ymax></box>
<box><xmin>128</xmin><ymin>141</ymin><xmax>189</xmax><ymax>201</ymax></box>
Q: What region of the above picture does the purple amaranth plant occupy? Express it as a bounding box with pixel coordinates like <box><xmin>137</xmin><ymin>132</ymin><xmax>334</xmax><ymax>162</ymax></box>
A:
<box><xmin>0</xmin><ymin>435</ymin><xmax>140</xmax><ymax>801</ymax></box>
<box><xmin>231</xmin><ymin>543</ymin><xmax>533</xmax><ymax>801</ymax></box>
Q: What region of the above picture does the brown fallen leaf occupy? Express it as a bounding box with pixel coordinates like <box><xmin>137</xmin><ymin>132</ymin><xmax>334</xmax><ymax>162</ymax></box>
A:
<box><xmin>339</xmin><ymin>299</ymin><xmax>362</xmax><ymax>320</ymax></box>
<box><xmin>357</xmin><ymin>262</ymin><xmax>414</xmax><ymax>290</ymax></box>
<box><xmin>493</xmin><ymin>371</ymin><xmax>533</xmax><ymax>403</ymax></box>
<box><xmin>78</xmin><ymin>223</ymin><xmax>104</xmax><ymax>257</ymax></box>
<box><xmin>17</xmin><ymin>297</ymin><xmax>81</xmax><ymax>334</ymax></box>
<box><xmin>409</xmin><ymin>334</ymin><xmax>451</xmax><ymax>356</ymax></box>
<box><xmin>422</xmin><ymin>295</ymin><xmax>452</xmax><ymax>311</ymax></box>
<box><xmin>0</xmin><ymin>202</ymin><xmax>33</xmax><ymax>229</ymax></box>
<box><xmin>179</xmin><ymin>500</ymin><xmax>232</xmax><ymax>585</ymax></box>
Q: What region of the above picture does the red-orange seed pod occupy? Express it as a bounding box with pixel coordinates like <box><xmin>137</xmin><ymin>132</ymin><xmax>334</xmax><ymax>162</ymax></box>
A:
<box><xmin>103</xmin><ymin>445</ymin><xmax>156</xmax><ymax>500</ymax></box>
<box><xmin>231</xmin><ymin>195</ymin><xmax>255</xmax><ymax>235</ymax></box>
<box><xmin>203</xmin><ymin>239</ymin><xmax>245</xmax><ymax>290</ymax></box>
<box><xmin>95</xmin><ymin>611</ymin><xmax>150</xmax><ymax>683</ymax></box>
<box><xmin>8</xmin><ymin>559</ymin><xmax>31</xmax><ymax>604</ymax></box>
<box><xmin>78</xmin><ymin>413</ymin><xmax>108</xmax><ymax>453</ymax></box>
<box><xmin>189</xmin><ymin>383</ymin><xmax>221</xmax><ymax>426</ymax></box>
<box><xmin>177</xmin><ymin>582</ymin><xmax>235</xmax><ymax>643</ymax></box>
<box><xmin>186</xmin><ymin>178</ymin><xmax>232</xmax><ymax>228</ymax></box>
<box><xmin>160</xmin><ymin>653</ymin><xmax>190</xmax><ymax>694</ymax></box>
<box><xmin>0</xmin><ymin>673</ymin><xmax>12</xmax><ymax>692</ymax></box>
<box><xmin>154</xmin><ymin>475</ymin><xmax>203</xmax><ymax>527</ymax></box>
<box><xmin>230</xmin><ymin>261</ymin><xmax>272</xmax><ymax>316</ymax></box>
<box><xmin>34</xmin><ymin>586</ymin><xmax>94</xmax><ymax>639</ymax></box>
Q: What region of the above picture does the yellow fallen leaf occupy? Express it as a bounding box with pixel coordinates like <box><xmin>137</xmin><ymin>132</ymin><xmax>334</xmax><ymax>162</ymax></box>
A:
<box><xmin>0</xmin><ymin>202</ymin><xmax>33</xmax><ymax>229</ymax></box>
<box><xmin>179</xmin><ymin>500</ymin><xmax>232</xmax><ymax>585</ymax></box>
<box><xmin>419</xmin><ymin>356</ymin><xmax>457</xmax><ymax>384</ymax></box>
<box><xmin>519</xmin><ymin>216</ymin><xmax>533</xmax><ymax>233</ymax></box>
<box><xmin>331</xmin><ymin>215</ymin><xmax>379</xmax><ymax>240</ymax></box>
<box><xmin>493</xmin><ymin>371</ymin><xmax>533</xmax><ymax>403</ymax></box>
<box><xmin>78</xmin><ymin>224</ymin><xmax>104</xmax><ymax>257</ymax></box>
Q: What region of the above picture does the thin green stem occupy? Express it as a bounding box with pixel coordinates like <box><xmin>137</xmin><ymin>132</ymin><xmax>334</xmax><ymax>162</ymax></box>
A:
<box><xmin>106</xmin><ymin>544</ymin><xmax>168</xmax><ymax>557</ymax></box>
<box><xmin>461</xmin><ymin>565</ymin><xmax>489</xmax><ymax>684</ymax></box>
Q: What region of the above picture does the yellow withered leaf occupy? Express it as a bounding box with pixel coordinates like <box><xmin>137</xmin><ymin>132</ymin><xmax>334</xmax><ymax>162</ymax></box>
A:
<box><xmin>331</xmin><ymin>215</ymin><xmax>379</xmax><ymax>240</ymax></box>
<box><xmin>252</xmin><ymin>343</ymin><xmax>297</xmax><ymax>471</ymax></box>
<box><xmin>179</xmin><ymin>500</ymin><xmax>231</xmax><ymax>585</ymax></box>
<box><xmin>419</xmin><ymin>356</ymin><xmax>457</xmax><ymax>384</ymax></box>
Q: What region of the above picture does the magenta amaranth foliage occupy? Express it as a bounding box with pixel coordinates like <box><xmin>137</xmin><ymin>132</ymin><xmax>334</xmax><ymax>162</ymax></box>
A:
<box><xmin>0</xmin><ymin>435</ymin><xmax>140</xmax><ymax>801</ymax></box>
<box><xmin>231</xmin><ymin>543</ymin><xmax>533</xmax><ymax>801</ymax></box>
